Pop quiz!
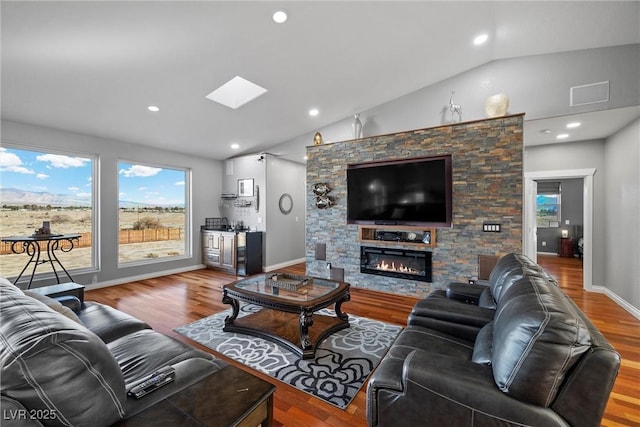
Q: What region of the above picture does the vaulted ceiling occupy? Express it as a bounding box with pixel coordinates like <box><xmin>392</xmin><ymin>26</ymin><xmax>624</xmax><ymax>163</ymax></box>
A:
<box><xmin>2</xmin><ymin>1</ymin><xmax>639</xmax><ymax>161</ymax></box>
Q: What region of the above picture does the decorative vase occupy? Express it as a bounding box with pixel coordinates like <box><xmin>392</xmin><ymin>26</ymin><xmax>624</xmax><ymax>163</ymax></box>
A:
<box><xmin>352</xmin><ymin>113</ymin><xmax>363</xmax><ymax>139</ymax></box>
<box><xmin>485</xmin><ymin>93</ymin><xmax>509</xmax><ymax>118</ymax></box>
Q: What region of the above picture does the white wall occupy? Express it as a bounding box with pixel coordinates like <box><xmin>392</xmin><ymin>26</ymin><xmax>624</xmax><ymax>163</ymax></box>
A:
<box><xmin>524</xmin><ymin>140</ymin><xmax>606</xmax><ymax>287</ymax></box>
<box><xmin>219</xmin><ymin>154</ymin><xmax>266</xmax><ymax>231</ymax></box>
<box><xmin>604</xmin><ymin>118</ymin><xmax>640</xmax><ymax>309</ymax></box>
<box><xmin>264</xmin><ymin>155</ymin><xmax>306</xmax><ymax>268</ymax></box>
<box><xmin>220</xmin><ymin>153</ymin><xmax>306</xmax><ymax>269</ymax></box>
<box><xmin>268</xmin><ymin>44</ymin><xmax>640</xmax><ymax>162</ymax></box>
<box><xmin>1</xmin><ymin>119</ymin><xmax>223</xmax><ymax>288</ymax></box>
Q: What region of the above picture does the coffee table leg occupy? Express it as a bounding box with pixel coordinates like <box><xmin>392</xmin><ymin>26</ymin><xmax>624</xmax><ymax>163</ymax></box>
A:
<box><xmin>335</xmin><ymin>289</ymin><xmax>351</xmax><ymax>321</ymax></box>
<box><xmin>222</xmin><ymin>291</ymin><xmax>240</xmax><ymax>325</ymax></box>
<box><xmin>299</xmin><ymin>309</ymin><xmax>314</xmax><ymax>352</ymax></box>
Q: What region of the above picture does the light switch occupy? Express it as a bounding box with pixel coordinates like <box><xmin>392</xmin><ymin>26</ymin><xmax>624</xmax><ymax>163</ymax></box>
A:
<box><xmin>483</xmin><ymin>223</ymin><xmax>501</xmax><ymax>232</ymax></box>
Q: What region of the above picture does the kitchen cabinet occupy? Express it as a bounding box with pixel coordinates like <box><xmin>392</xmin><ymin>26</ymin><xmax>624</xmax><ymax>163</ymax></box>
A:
<box><xmin>202</xmin><ymin>230</ymin><xmax>262</xmax><ymax>275</ymax></box>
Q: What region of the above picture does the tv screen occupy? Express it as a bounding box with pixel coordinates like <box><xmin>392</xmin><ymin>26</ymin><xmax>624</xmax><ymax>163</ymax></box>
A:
<box><xmin>347</xmin><ymin>155</ymin><xmax>452</xmax><ymax>227</ymax></box>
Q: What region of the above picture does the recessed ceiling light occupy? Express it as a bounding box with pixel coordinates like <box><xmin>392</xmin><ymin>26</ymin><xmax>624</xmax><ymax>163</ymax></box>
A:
<box><xmin>206</xmin><ymin>76</ymin><xmax>268</xmax><ymax>110</ymax></box>
<box><xmin>272</xmin><ymin>10</ymin><xmax>288</xmax><ymax>24</ymax></box>
<box><xmin>473</xmin><ymin>34</ymin><xmax>488</xmax><ymax>45</ymax></box>
<box><xmin>557</xmin><ymin>133</ymin><xmax>570</xmax><ymax>139</ymax></box>
<box><xmin>566</xmin><ymin>122</ymin><xmax>581</xmax><ymax>129</ymax></box>
<box><xmin>309</xmin><ymin>108</ymin><xmax>319</xmax><ymax>117</ymax></box>
<box><xmin>147</xmin><ymin>105</ymin><xmax>160</xmax><ymax>112</ymax></box>
<box><xmin>231</xmin><ymin>143</ymin><xmax>240</xmax><ymax>150</ymax></box>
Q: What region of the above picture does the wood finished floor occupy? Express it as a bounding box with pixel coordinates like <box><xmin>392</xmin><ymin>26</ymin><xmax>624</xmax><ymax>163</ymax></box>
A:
<box><xmin>85</xmin><ymin>255</ymin><xmax>640</xmax><ymax>426</ymax></box>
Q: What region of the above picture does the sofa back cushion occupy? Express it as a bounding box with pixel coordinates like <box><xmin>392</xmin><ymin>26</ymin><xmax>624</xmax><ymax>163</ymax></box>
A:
<box><xmin>1</xmin><ymin>279</ymin><xmax>127</xmax><ymax>426</ymax></box>
<box><xmin>487</xmin><ymin>253</ymin><xmax>550</xmax><ymax>305</ymax></box>
<box><xmin>490</xmin><ymin>275</ymin><xmax>591</xmax><ymax>407</ymax></box>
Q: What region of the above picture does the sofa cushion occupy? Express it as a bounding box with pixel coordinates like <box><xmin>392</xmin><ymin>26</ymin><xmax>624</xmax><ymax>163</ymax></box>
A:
<box><xmin>478</xmin><ymin>287</ymin><xmax>496</xmax><ymax>309</ymax></box>
<box><xmin>24</xmin><ymin>290</ymin><xmax>82</xmax><ymax>324</ymax></box>
<box><xmin>491</xmin><ymin>276</ymin><xmax>591</xmax><ymax>407</ymax></box>
<box><xmin>108</xmin><ymin>329</ymin><xmax>216</xmax><ymax>386</ymax></box>
<box><xmin>386</xmin><ymin>325</ymin><xmax>474</xmax><ymax>362</ymax></box>
<box><xmin>1</xmin><ymin>280</ymin><xmax>127</xmax><ymax>427</ymax></box>
<box><xmin>488</xmin><ymin>254</ymin><xmax>548</xmax><ymax>304</ymax></box>
<box><xmin>79</xmin><ymin>301</ymin><xmax>151</xmax><ymax>344</ymax></box>
<box><xmin>472</xmin><ymin>322</ymin><xmax>493</xmax><ymax>365</ymax></box>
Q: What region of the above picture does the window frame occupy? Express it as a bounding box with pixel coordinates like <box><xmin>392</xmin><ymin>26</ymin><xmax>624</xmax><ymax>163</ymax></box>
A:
<box><xmin>116</xmin><ymin>159</ymin><xmax>191</xmax><ymax>267</ymax></box>
<box><xmin>0</xmin><ymin>143</ymin><xmax>99</xmax><ymax>277</ymax></box>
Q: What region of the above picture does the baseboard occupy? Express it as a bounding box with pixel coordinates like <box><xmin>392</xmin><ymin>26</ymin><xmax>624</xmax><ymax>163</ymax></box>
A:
<box><xmin>263</xmin><ymin>258</ymin><xmax>306</xmax><ymax>272</ymax></box>
<box><xmin>591</xmin><ymin>285</ymin><xmax>640</xmax><ymax>320</ymax></box>
<box><xmin>85</xmin><ymin>264</ymin><xmax>206</xmax><ymax>290</ymax></box>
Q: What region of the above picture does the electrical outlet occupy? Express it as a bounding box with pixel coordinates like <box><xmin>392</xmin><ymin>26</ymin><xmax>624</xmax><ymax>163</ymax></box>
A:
<box><xmin>542</xmin><ymin>241</ymin><xmax>547</xmax><ymax>247</ymax></box>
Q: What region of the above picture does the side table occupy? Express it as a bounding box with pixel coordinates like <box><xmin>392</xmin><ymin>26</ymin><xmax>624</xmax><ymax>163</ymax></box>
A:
<box><xmin>559</xmin><ymin>237</ymin><xmax>575</xmax><ymax>258</ymax></box>
<box><xmin>29</xmin><ymin>282</ymin><xmax>85</xmax><ymax>303</ymax></box>
<box><xmin>1</xmin><ymin>234</ymin><xmax>81</xmax><ymax>288</ymax></box>
<box><xmin>115</xmin><ymin>365</ymin><xmax>275</xmax><ymax>427</ymax></box>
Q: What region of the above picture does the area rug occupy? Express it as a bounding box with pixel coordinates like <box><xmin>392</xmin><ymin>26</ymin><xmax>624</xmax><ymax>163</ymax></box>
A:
<box><xmin>174</xmin><ymin>304</ymin><xmax>402</xmax><ymax>409</ymax></box>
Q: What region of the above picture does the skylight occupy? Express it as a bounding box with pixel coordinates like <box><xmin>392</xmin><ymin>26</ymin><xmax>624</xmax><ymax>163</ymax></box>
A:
<box><xmin>206</xmin><ymin>76</ymin><xmax>268</xmax><ymax>109</ymax></box>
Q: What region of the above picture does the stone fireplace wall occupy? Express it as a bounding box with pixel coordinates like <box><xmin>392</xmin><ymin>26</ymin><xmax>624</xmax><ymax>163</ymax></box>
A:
<box><xmin>305</xmin><ymin>115</ymin><xmax>524</xmax><ymax>298</ymax></box>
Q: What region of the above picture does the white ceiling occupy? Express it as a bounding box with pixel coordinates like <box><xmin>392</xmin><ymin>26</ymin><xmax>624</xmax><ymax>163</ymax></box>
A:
<box><xmin>2</xmin><ymin>1</ymin><xmax>639</xmax><ymax>161</ymax></box>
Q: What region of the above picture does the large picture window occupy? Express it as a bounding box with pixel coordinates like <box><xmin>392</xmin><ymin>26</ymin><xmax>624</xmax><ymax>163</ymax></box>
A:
<box><xmin>118</xmin><ymin>161</ymin><xmax>189</xmax><ymax>264</ymax></box>
<box><xmin>0</xmin><ymin>146</ymin><xmax>96</xmax><ymax>280</ymax></box>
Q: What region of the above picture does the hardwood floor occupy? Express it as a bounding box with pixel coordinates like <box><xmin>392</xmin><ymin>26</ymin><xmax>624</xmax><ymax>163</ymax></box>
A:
<box><xmin>85</xmin><ymin>257</ymin><xmax>640</xmax><ymax>426</ymax></box>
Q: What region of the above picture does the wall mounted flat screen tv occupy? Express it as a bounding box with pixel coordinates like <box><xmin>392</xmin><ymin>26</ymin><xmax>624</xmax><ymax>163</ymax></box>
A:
<box><xmin>347</xmin><ymin>155</ymin><xmax>452</xmax><ymax>227</ymax></box>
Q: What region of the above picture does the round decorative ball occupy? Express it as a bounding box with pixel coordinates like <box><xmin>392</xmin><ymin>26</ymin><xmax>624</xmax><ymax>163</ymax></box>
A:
<box><xmin>485</xmin><ymin>93</ymin><xmax>510</xmax><ymax>118</ymax></box>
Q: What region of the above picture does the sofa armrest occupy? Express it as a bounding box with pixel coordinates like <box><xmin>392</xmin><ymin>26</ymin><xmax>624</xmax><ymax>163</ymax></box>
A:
<box><xmin>0</xmin><ymin>396</ymin><xmax>45</xmax><ymax>427</ymax></box>
<box><xmin>367</xmin><ymin>350</ymin><xmax>568</xmax><ymax>427</ymax></box>
<box><xmin>445</xmin><ymin>282</ymin><xmax>487</xmax><ymax>305</ymax></box>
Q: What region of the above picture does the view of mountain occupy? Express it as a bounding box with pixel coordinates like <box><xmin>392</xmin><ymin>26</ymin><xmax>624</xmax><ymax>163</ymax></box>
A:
<box><xmin>0</xmin><ymin>188</ymin><xmax>183</xmax><ymax>208</ymax></box>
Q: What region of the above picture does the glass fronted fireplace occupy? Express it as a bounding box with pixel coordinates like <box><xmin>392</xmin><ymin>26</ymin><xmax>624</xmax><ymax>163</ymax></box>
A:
<box><xmin>360</xmin><ymin>246</ymin><xmax>432</xmax><ymax>282</ymax></box>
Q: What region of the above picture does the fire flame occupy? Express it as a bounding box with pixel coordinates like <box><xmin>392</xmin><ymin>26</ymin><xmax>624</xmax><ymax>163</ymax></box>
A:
<box><xmin>375</xmin><ymin>260</ymin><xmax>419</xmax><ymax>274</ymax></box>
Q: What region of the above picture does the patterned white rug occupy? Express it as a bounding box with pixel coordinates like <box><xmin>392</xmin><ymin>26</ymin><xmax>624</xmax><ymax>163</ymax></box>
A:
<box><xmin>174</xmin><ymin>304</ymin><xmax>402</xmax><ymax>409</ymax></box>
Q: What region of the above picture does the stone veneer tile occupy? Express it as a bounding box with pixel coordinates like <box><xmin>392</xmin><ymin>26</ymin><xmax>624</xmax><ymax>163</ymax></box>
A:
<box><xmin>306</xmin><ymin>115</ymin><xmax>523</xmax><ymax>298</ymax></box>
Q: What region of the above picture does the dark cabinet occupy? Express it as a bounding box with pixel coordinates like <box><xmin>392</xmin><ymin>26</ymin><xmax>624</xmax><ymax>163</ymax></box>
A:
<box><xmin>202</xmin><ymin>230</ymin><xmax>262</xmax><ymax>275</ymax></box>
<box><xmin>236</xmin><ymin>232</ymin><xmax>263</xmax><ymax>276</ymax></box>
<box><xmin>559</xmin><ymin>237</ymin><xmax>575</xmax><ymax>258</ymax></box>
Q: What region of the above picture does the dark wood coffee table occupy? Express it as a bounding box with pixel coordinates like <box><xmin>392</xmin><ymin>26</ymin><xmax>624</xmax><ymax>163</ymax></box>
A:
<box><xmin>115</xmin><ymin>365</ymin><xmax>275</xmax><ymax>427</ymax></box>
<box><xmin>222</xmin><ymin>273</ymin><xmax>350</xmax><ymax>359</ymax></box>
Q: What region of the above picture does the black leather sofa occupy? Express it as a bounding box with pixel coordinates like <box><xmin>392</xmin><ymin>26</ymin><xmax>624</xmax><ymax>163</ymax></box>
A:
<box><xmin>367</xmin><ymin>253</ymin><xmax>620</xmax><ymax>427</ymax></box>
<box><xmin>0</xmin><ymin>277</ymin><xmax>228</xmax><ymax>426</ymax></box>
<box><xmin>407</xmin><ymin>253</ymin><xmax>556</xmax><ymax>340</ymax></box>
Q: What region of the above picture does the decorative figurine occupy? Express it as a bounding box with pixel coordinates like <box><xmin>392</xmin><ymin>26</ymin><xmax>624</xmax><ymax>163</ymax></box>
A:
<box><xmin>313</xmin><ymin>132</ymin><xmax>324</xmax><ymax>145</ymax></box>
<box><xmin>352</xmin><ymin>113</ymin><xmax>363</xmax><ymax>139</ymax></box>
<box><xmin>449</xmin><ymin>90</ymin><xmax>462</xmax><ymax>122</ymax></box>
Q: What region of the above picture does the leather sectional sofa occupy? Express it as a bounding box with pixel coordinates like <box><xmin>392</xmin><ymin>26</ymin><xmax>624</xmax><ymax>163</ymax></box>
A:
<box><xmin>0</xmin><ymin>277</ymin><xmax>228</xmax><ymax>426</ymax></box>
<box><xmin>367</xmin><ymin>253</ymin><xmax>620</xmax><ymax>427</ymax></box>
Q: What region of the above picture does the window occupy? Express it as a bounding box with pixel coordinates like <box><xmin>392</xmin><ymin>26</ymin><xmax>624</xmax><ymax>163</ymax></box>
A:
<box><xmin>0</xmin><ymin>146</ymin><xmax>96</xmax><ymax>279</ymax></box>
<box><xmin>536</xmin><ymin>181</ymin><xmax>561</xmax><ymax>228</ymax></box>
<box><xmin>118</xmin><ymin>161</ymin><xmax>189</xmax><ymax>264</ymax></box>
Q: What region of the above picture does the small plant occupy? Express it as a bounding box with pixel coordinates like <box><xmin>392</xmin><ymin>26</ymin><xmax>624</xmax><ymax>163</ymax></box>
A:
<box><xmin>144</xmin><ymin>252</ymin><xmax>159</xmax><ymax>258</ymax></box>
<box><xmin>51</xmin><ymin>214</ymin><xmax>72</xmax><ymax>223</ymax></box>
<box><xmin>132</xmin><ymin>216</ymin><xmax>162</xmax><ymax>230</ymax></box>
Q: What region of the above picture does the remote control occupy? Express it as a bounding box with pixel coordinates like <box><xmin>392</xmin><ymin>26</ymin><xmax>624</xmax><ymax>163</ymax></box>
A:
<box><xmin>127</xmin><ymin>366</ymin><xmax>176</xmax><ymax>399</ymax></box>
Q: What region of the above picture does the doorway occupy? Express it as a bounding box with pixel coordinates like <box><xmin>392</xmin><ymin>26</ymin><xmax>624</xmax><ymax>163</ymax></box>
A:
<box><xmin>524</xmin><ymin>169</ymin><xmax>595</xmax><ymax>291</ymax></box>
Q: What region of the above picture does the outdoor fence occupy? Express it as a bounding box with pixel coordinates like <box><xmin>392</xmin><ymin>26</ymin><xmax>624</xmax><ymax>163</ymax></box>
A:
<box><xmin>0</xmin><ymin>228</ymin><xmax>183</xmax><ymax>255</ymax></box>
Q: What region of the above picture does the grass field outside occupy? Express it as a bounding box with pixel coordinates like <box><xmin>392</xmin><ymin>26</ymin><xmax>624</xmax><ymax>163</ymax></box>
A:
<box><xmin>0</xmin><ymin>208</ymin><xmax>186</xmax><ymax>280</ymax></box>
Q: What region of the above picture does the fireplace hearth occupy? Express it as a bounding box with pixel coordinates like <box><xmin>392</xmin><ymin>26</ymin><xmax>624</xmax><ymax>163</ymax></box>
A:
<box><xmin>360</xmin><ymin>246</ymin><xmax>432</xmax><ymax>282</ymax></box>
